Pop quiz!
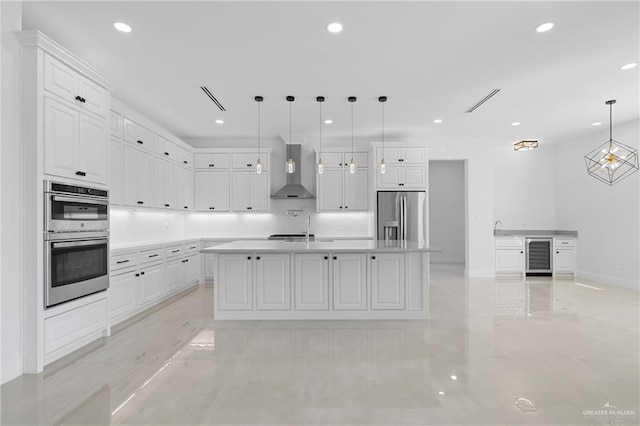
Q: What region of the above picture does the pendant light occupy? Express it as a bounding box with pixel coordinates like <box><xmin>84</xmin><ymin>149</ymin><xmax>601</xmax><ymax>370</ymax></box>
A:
<box><xmin>317</xmin><ymin>96</ymin><xmax>325</xmax><ymax>174</ymax></box>
<box><xmin>585</xmin><ymin>100</ymin><xmax>639</xmax><ymax>185</ymax></box>
<box><xmin>348</xmin><ymin>96</ymin><xmax>357</xmax><ymax>174</ymax></box>
<box><xmin>378</xmin><ymin>96</ymin><xmax>387</xmax><ymax>174</ymax></box>
<box><xmin>285</xmin><ymin>95</ymin><xmax>295</xmax><ymax>174</ymax></box>
<box><xmin>255</xmin><ymin>96</ymin><xmax>263</xmax><ymax>174</ymax></box>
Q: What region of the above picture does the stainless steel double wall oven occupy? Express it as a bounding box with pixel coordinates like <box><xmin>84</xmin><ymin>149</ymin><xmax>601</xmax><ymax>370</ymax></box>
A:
<box><xmin>44</xmin><ymin>181</ymin><xmax>109</xmax><ymax>308</ymax></box>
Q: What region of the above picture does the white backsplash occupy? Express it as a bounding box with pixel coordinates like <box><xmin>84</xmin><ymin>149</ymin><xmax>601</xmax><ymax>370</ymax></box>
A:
<box><xmin>110</xmin><ymin>209</ymin><xmax>185</xmax><ymax>244</ymax></box>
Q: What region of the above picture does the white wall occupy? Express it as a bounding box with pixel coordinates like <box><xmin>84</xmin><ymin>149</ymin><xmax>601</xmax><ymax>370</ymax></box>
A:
<box><xmin>429</xmin><ymin>160</ymin><xmax>465</xmax><ymax>263</ymax></box>
<box><xmin>493</xmin><ymin>145</ymin><xmax>557</xmax><ymax>230</ymax></box>
<box><xmin>556</xmin><ymin>119</ymin><xmax>639</xmax><ymax>289</ymax></box>
<box><xmin>1</xmin><ymin>0</ymin><xmax>24</xmax><ymax>384</ymax></box>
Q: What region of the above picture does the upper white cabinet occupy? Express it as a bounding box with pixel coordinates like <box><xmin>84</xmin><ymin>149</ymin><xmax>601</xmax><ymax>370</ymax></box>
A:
<box><xmin>154</xmin><ymin>134</ymin><xmax>177</xmax><ymax>161</ymax></box>
<box><xmin>376</xmin><ymin>166</ymin><xmax>426</xmax><ymax>189</ymax></box>
<box><xmin>123</xmin><ymin>117</ymin><xmax>153</xmax><ymax>152</ymax></box>
<box><xmin>110</xmin><ymin>111</ymin><xmax>123</xmax><ymax>138</ymax></box>
<box><xmin>231</xmin><ymin>171</ymin><xmax>269</xmax><ymax>212</ymax></box>
<box><xmin>375</xmin><ymin>147</ymin><xmax>427</xmax><ymax>165</ymax></box>
<box><xmin>154</xmin><ymin>158</ymin><xmax>177</xmax><ymax>209</ymax></box>
<box><xmin>373</xmin><ymin>146</ymin><xmax>428</xmax><ymax>190</ymax></box>
<box><xmin>231</xmin><ymin>152</ymin><xmax>269</xmax><ymax>170</ymax></box>
<box><xmin>195</xmin><ymin>170</ymin><xmax>230</xmax><ymax>211</ymax></box>
<box><xmin>44</xmin><ymin>54</ymin><xmax>109</xmax><ymax>118</ymax></box>
<box><xmin>317</xmin><ymin>150</ymin><xmax>368</xmax><ymax>212</ymax></box>
<box><xmin>177</xmin><ymin>146</ymin><xmax>193</xmax><ymax>168</ymax></box>
<box><xmin>109</xmin><ymin>138</ymin><xmax>124</xmax><ymax>205</ymax></box>
<box><xmin>177</xmin><ymin>166</ymin><xmax>194</xmax><ymax>211</ymax></box>
<box><xmin>195</xmin><ymin>153</ymin><xmax>230</xmax><ymax>169</ymax></box>
<box><xmin>123</xmin><ymin>144</ymin><xmax>154</xmax><ymax>208</ymax></box>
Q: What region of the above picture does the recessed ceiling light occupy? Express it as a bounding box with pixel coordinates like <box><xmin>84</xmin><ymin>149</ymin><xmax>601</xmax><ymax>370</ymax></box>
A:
<box><xmin>438</xmin><ymin>391</ymin><xmax>445</xmax><ymax>395</ymax></box>
<box><xmin>324</xmin><ymin>119</ymin><xmax>333</xmax><ymax>124</ymax></box>
<box><xmin>535</xmin><ymin>22</ymin><xmax>554</xmax><ymax>33</ymax></box>
<box><xmin>215</xmin><ymin>119</ymin><xmax>224</xmax><ymax>124</ymax></box>
<box><xmin>620</xmin><ymin>62</ymin><xmax>638</xmax><ymax>70</ymax></box>
<box><xmin>327</xmin><ymin>22</ymin><xmax>343</xmax><ymax>33</ymax></box>
<box><xmin>433</xmin><ymin>119</ymin><xmax>443</xmax><ymax>124</ymax></box>
<box><xmin>113</xmin><ymin>22</ymin><xmax>132</xmax><ymax>33</ymax></box>
<box><xmin>592</xmin><ymin>122</ymin><xmax>602</xmax><ymax>126</ymax></box>
<box><xmin>511</xmin><ymin>122</ymin><xmax>521</xmax><ymax>126</ymax></box>
<box><xmin>451</xmin><ymin>375</ymin><xmax>458</xmax><ymax>380</ymax></box>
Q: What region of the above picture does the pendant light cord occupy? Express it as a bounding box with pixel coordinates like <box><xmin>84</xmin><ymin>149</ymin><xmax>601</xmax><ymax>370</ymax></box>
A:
<box><xmin>609</xmin><ymin>102</ymin><xmax>613</xmax><ymax>141</ymax></box>
<box><xmin>351</xmin><ymin>101</ymin><xmax>354</xmax><ymax>158</ymax></box>
<box><xmin>319</xmin><ymin>101</ymin><xmax>322</xmax><ymax>156</ymax></box>
<box><xmin>289</xmin><ymin>101</ymin><xmax>292</xmax><ymax>160</ymax></box>
<box><xmin>382</xmin><ymin>101</ymin><xmax>385</xmax><ymax>152</ymax></box>
<box><xmin>257</xmin><ymin>101</ymin><xmax>261</xmax><ymax>159</ymax></box>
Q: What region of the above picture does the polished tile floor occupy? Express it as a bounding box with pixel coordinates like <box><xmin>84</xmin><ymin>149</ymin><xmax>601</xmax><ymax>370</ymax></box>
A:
<box><xmin>2</xmin><ymin>264</ymin><xmax>638</xmax><ymax>425</ymax></box>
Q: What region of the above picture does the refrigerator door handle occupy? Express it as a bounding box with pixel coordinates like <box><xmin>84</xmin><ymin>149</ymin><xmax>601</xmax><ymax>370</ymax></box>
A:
<box><xmin>401</xmin><ymin>196</ymin><xmax>407</xmax><ymax>241</ymax></box>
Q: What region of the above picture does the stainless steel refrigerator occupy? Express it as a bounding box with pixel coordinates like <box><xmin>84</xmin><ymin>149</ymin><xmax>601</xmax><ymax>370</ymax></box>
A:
<box><xmin>377</xmin><ymin>191</ymin><xmax>427</xmax><ymax>244</ymax></box>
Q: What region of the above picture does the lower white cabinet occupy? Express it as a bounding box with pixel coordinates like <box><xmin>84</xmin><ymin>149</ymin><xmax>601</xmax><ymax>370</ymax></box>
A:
<box><xmin>218</xmin><ymin>254</ymin><xmax>253</xmax><ymax>310</ymax></box>
<box><xmin>256</xmin><ymin>254</ymin><xmax>291</xmax><ymax>310</ymax></box>
<box><xmin>185</xmin><ymin>255</ymin><xmax>200</xmax><ymax>284</ymax></box>
<box><xmin>44</xmin><ymin>299</ymin><xmax>108</xmax><ymax>357</ymax></box>
<box><xmin>138</xmin><ymin>262</ymin><xmax>164</xmax><ymax>307</ymax></box>
<box><xmin>332</xmin><ymin>253</ymin><xmax>367</xmax><ymax>310</ymax></box>
<box><xmin>495</xmin><ymin>249</ymin><xmax>525</xmax><ymax>274</ymax></box>
<box><xmin>294</xmin><ymin>253</ymin><xmax>330</xmax><ymax>310</ymax></box>
<box><xmin>371</xmin><ymin>253</ymin><xmax>405</xmax><ymax>310</ymax></box>
<box><xmin>554</xmin><ymin>249</ymin><xmax>575</xmax><ymax>274</ymax></box>
<box><xmin>109</xmin><ymin>271</ymin><xmax>137</xmax><ymax>320</ymax></box>
<box><xmin>166</xmin><ymin>258</ymin><xmax>186</xmax><ymax>294</ymax></box>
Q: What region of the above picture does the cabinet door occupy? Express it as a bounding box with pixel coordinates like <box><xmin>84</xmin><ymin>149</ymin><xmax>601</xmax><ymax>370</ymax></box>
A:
<box><xmin>44</xmin><ymin>97</ymin><xmax>79</xmax><ymax>179</ymax></box>
<box><xmin>166</xmin><ymin>259</ymin><xmax>185</xmax><ymax>294</ymax></box>
<box><xmin>376</xmin><ymin>166</ymin><xmax>402</xmax><ymax>189</ymax></box>
<box><xmin>184</xmin><ymin>255</ymin><xmax>200</xmax><ymax>285</ymax></box>
<box><xmin>78</xmin><ymin>112</ymin><xmax>108</xmax><ymax>184</ymax></box>
<box><xmin>138</xmin><ymin>263</ymin><xmax>164</xmax><ymax>306</ymax></box>
<box><xmin>110</xmin><ymin>111</ymin><xmax>123</xmax><ymax>138</ymax></box>
<box><xmin>77</xmin><ymin>76</ymin><xmax>109</xmax><ymax>118</ymax></box>
<box><xmin>249</xmin><ymin>172</ymin><xmax>269</xmax><ymax>211</ymax></box>
<box><xmin>44</xmin><ymin>54</ymin><xmax>77</xmax><ymax>102</ymax></box>
<box><xmin>136</xmin><ymin>149</ymin><xmax>154</xmax><ymax>207</ymax></box>
<box><xmin>154</xmin><ymin>158</ymin><xmax>174</xmax><ymax>209</ymax></box>
<box><xmin>317</xmin><ymin>169</ymin><xmax>343</xmax><ymax>211</ymax></box>
<box><xmin>109</xmin><ymin>271</ymin><xmax>137</xmax><ymax>321</ymax></box>
<box><xmin>332</xmin><ymin>254</ymin><xmax>367</xmax><ymax>310</ymax></box>
<box><xmin>211</xmin><ymin>171</ymin><xmax>230</xmax><ymax>211</ymax></box>
<box><xmin>294</xmin><ymin>254</ymin><xmax>329</xmax><ymax>310</ymax></box>
<box><xmin>344</xmin><ymin>169</ymin><xmax>368</xmax><ymax>211</ymax></box>
<box><xmin>123</xmin><ymin>145</ymin><xmax>153</xmax><ymax>207</ymax></box>
<box><xmin>109</xmin><ymin>138</ymin><xmax>123</xmax><ymax>205</ymax></box>
<box><xmin>122</xmin><ymin>117</ymin><xmax>138</xmax><ymax>144</ymax></box>
<box><xmin>320</xmin><ymin>152</ymin><xmax>344</xmax><ymax>169</ymax></box>
<box><xmin>231</xmin><ymin>152</ymin><xmax>253</xmax><ymax>169</ymax></box>
<box><xmin>194</xmin><ymin>153</ymin><xmax>212</xmax><ymax>169</ymax></box>
<box><xmin>401</xmin><ymin>148</ymin><xmax>427</xmax><ymax>164</ymax></box>
<box><xmin>218</xmin><ymin>254</ymin><xmax>253</xmax><ymax>310</ymax></box>
<box><xmin>554</xmin><ymin>249</ymin><xmax>575</xmax><ymax>274</ymax></box>
<box><xmin>177</xmin><ymin>166</ymin><xmax>194</xmax><ymax>211</ymax></box>
<box><xmin>195</xmin><ymin>171</ymin><xmax>213</xmax><ymax>211</ymax></box>
<box><xmin>231</xmin><ymin>171</ymin><xmax>251</xmax><ymax>211</ymax></box>
<box><xmin>495</xmin><ymin>249</ymin><xmax>524</xmax><ymax>274</ymax></box>
<box><xmin>256</xmin><ymin>254</ymin><xmax>290</xmax><ymax>310</ymax></box>
<box><xmin>371</xmin><ymin>253</ymin><xmax>405</xmax><ymax>310</ymax></box>
<box><xmin>402</xmin><ymin>168</ymin><xmax>426</xmax><ymax>189</ymax></box>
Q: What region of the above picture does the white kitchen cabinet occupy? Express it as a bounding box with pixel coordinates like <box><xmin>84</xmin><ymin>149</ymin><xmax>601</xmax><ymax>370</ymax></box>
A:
<box><xmin>109</xmin><ymin>138</ymin><xmax>123</xmax><ymax>205</ymax></box>
<box><xmin>195</xmin><ymin>152</ymin><xmax>230</xmax><ymax>169</ymax></box>
<box><xmin>154</xmin><ymin>158</ymin><xmax>177</xmax><ymax>209</ymax></box>
<box><xmin>343</xmin><ymin>170</ymin><xmax>369</xmax><ymax>211</ymax></box>
<box><xmin>317</xmin><ymin>159</ymin><xmax>368</xmax><ymax>212</ymax></box>
<box><xmin>123</xmin><ymin>144</ymin><xmax>154</xmax><ymax>208</ymax></box>
<box><xmin>166</xmin><ymin>258</ymin><xmax>186</xmax><ymax>295</ymax></box>
<box><xmin>154</xmin><ymin>134</ymin><xmax>177</xmax><ymax>160</ymax></box>
<box><xmin>376</xmin><ymin>166</ymin><xmax>426</xmax><ymax>189</ymax></box>
<box><xmin>231</xmin><ymin>171</ymin><xmax>269</xmax><ymax>212</ymax></box>
<box><xmin>495</xmin><ymin>249</ymin><xmax>525</xmax><ymax>274</ymax></box>
<box><xmin>256</xmin><ymin>254</ymin><xmax>291</xmax><ymax>310</ymax></box>
<box><xmin>123</xmin><ymin>117</ymin><xmax>153</xmax><ymax>152</ymax></box>
<box><xmin>319</xmin><ymin>151</ymin><xmax>368</xmax><ymax>169</ymax></box>
<box><xmin>317</xmin><ymin>169</ymin><xmax>343</xmax><ymax>211</ymax></box>
<box><xmin>231</xmin><ymin>152</ymin><xmax>269</xmax><ymax>170</ymax></box>
<box><xmin>370</xmin><ymin>253</ymin><xmax>405</xmax><ymax>310</ymax></box>
<box><xmin>109</xmin><ymin>271</ymin><xmax>137</xmax><ymax>321</ymax></box>
<box><xmin>554</xmin><ymin>239</ymin><xmax>576</xmax><ymax>275</ymax></box>
<box><xmin>294</xmin><ymin>254</ymin><xmax>330</xmax><ymax>310</ymax></box>
<box><xmin>202</xmin><ymin>242</ymin><xmax>220</xmax><ymax>280</ymax></box>
<box><xmin>184</xmin><ymin>255</ymin><xmax>200</xmax><ymax>285</ymax></box>
<box><xmin>110</xmin><ymin>110</ymin><xmax>123</xmax><ymax>138</ymax></box>
<box><xmin>44</xmin><ymin>96</ymin><xmax>108</xmax><ymax>184</ymax></box>
<box><xmin>195</xmin><ymin>170</ymin><xmax>230</xmax><ymax>211</ymax></box>
<box><xmin>332</xmin><ymin>253</ymin><xmax>367</xmax><ymax>310</ymax></box>
<box><xmin>138</xmin><ymin>262</ymin><xmax>165</xmax><ymax>307</ymax></box>
<box><xmin>218</xmin><ymin>254</ymin><xmax>253</xmax><ymax>310</ymax></box>
<box><xmin>177</xmin><ymin>166</ymin><xmax>194</xmax><ymax>211</ymax></box>
<box><xmin>177</xmin><ymin>147</ymin><xmax>193</xmax><ymax>168</ymax></box>
<box><xmin>376</xmin><ymin>147</ymin><xmax>427</xmax><ymax>165</ymax></box>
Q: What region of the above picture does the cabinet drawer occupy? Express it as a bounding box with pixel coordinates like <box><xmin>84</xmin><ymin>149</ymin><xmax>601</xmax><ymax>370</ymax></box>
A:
<box><xmin>554</xmin><ymin>238</ymin><xmax>575</xmax><ymax>248</ymax></box>
<box><xmin>183</xmin><ymin>242</ymin><xmax>201</xmax><ymax>255</ymax></box>
<box><xmin>165</xmin><ymin>245</ymin><xmax>183</xmax><ymax>258</ymax></box>
<box><xmin>44</xmin><ymin>299</ymin><xmax>107</xmax><ymax>355</ymax></box>
<box><xmin>110</xmin><ymin>252</ymin><xmax>138</xmax><ymax>273</ymax></box>
<box><xmin>139</xmin><ymin>248</ymin><xmax>164</xmax><ymax>264</ymax></box>
<box><xmin>494</xmin><ymin>237</ymin><xmax>524</xmax><ymax>248</ymax></box>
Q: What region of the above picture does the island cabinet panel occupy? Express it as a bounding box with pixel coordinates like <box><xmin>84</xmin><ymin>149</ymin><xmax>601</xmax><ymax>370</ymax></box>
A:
<box><xmin>218</xmin><ymin>254</ymin><xmax>253</xmax><ymax>310</ymax></box>
<box><xmin>370</xmin><ymin>253</ymin><xmax>406</xmax><ymax>310</ymax></box>
<box><xmin>294</xmin><ymin>254</ymin><xmax>330</xmax><ymax>310</ymax></box>
<box><xmin>256</xmin><ymin>254</ymin><xmax>291</xmax><ymax>310</ymax></box>
<box><xmin>332</xmin><ymin>254</ymin><xmax>367</xmax><ymax>310</ymax></box>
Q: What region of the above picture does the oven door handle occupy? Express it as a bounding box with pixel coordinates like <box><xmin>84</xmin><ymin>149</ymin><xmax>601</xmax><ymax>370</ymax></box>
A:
<box><xmin>51</xmin><ymin>239</ymin><xmax>108</xmax><ymax>249</ymax></box>
<box><xmin>51</xmin><ymin>195</ymin><xmax>109</xmax><ymax>206</ymax></box>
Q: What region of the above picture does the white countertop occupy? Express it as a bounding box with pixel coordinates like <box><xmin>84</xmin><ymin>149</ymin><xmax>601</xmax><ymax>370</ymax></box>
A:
<box><xmin>199</xmin><ymin>239</ymin><xmax>436</xmax><ymax>254</ymax></box>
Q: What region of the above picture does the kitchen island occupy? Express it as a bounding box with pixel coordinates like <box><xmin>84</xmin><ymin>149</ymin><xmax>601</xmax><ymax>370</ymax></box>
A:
<box><xmin>200</xmin><ymin>240</ymin><xmax>436</xmax><ymax>320</ymax></box>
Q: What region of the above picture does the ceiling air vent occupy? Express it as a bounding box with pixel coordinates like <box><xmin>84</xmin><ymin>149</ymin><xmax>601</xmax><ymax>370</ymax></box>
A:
<box><xmin>200</xmin><ymin>86</ymin><xmax>226</xmax><ymax>111</ymax></box>
<box><xmin>464</xmin><ymin>89</ymin><xmax>501</xmax><ymax>113</ymax></box>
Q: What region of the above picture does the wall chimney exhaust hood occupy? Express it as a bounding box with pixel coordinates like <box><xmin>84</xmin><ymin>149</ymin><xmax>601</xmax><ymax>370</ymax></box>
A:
<box><xmin>272</xmin><ymin>144</ymin><xmax>315</xmax><ymax>199</ymax></box>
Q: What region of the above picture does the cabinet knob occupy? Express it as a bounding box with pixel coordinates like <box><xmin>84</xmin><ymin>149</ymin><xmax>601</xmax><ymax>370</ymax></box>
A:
<box><xmin>184</xmin><ymin>206</ymin><xmax>188</xmax><ymax>209</ymax></box>
<box><xmin>520</xmin><ymin>251</ymin><xmax>524</xmax><ymax>254</ymax></box>
<box><xmin>333</xmin><ymin>256</ymin><xmax>337</xmax><ymax>260</ymax></box>
<box><xmin>324</xmin><ymin>256</ymin><xmax>328</xmax><ymax>260</ymax></box>
<box><xmin>345</xmin><ymin>206</ymin><xmax>348</xmax><ymax>209</ymax></box>
<box><xmin>372</xmin><ymin>256</ymin><xmax>376</xmax><ymax>260</ymax></box>
<box><xmin>247</xmin><ymin>256</ymin><xmax>251</xmax><ymax>260</ymax></box>
<box><xmin>256</xmin><ymin>256</ymin><xmax>261</xmax><ymax>260</ymax></box>
<box><xmin>556</xmin><ymin>251</ymin><xmax>560</xmax><ymax>254</ymax></box>
<box><xmin>164</xmin><ymin>204</ymin><xmax>170</xmax><ymax>207</ymax></box>
<box><xmin>184</xmin><ymin>161</ymin><xmax>188</xmax><ymax>164</ymax></box>
<box><xmin>339</xmin><ymin>206</ymin><xmax>343</xmax><ymax>209</ymax></box>
<box><xmin>140</xmin><ymin>271</ymin><xmax>145</xmax><ymax>275</ymax></box>
<box><xmin>135</xmin><ymin>273</ymin><xmax>140</xmax><ymax>277</ymax></box>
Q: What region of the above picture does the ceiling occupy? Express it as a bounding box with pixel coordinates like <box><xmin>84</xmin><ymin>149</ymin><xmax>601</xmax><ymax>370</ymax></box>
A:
<box><xmin>22</xmin><ymin>1</ymin><xmax>639</xmax><ymax>149</ymax></box>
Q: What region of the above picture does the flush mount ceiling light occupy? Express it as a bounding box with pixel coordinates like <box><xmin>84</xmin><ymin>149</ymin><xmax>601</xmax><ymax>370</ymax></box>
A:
<box><xmin>379</xmin><ymin>96</ymin><xmax>387</xmax><ymax>174</ymax></box>
<box><xmin>348</xmin><ymin>96</ymin><xmax>357</xmax><ymax>174</ymax></box>
<box><xmin>317</xmin><ymin>96</ymin><xmax>325</xmax><ymax>175</ymax></box>
<box><xmin>215</xmin><ymin>119</ymin><xmax>224</xmax><ymax>124</ymax></box>
<box><xmin>535</xmin><ymin>22</ymin><xmax>554</xmax><ymax>33</ymax></box>
<box><xmin>620</xmin><ymin>62</ymin><xmax>638</xmax><ymax>70</ymax></box>
<box><xmin>585</xmin><ymin>100</ymin><xmax>639</xmax><ymax>185</ymax></box>
<box><xmin>514</xmin><ymin>140</ymin><xmax>538</xmax><ymax>151</ymax></box>
<box><xmin>255</xmin><ymin>96</ymin><xmax>263</xmax><ymax>175</ymax></box>
<box><xmin>286</xmin><ymin>96</ymin><xmax>296</xmax><ymax>174</ymax></box>
<box><xmin>327</xmin><ymin>22</ymin><xmax>343</xmax><ymax>33</ymax></box>
<box><xmin>113</xmin><ymin>22</ymin><xmax>132</xmax><ymax>33</ymax></box>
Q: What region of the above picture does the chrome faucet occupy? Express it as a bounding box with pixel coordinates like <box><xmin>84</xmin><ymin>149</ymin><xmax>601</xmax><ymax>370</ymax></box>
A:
<box><xmin>305</xmin><ymin>212</ymin><xmax>311</xmax><ymax>243</ymax></box>
<box><xmin>494</xmin><ymin>220</ymin><xmax>503</xmax><ymax>232</ymax></box>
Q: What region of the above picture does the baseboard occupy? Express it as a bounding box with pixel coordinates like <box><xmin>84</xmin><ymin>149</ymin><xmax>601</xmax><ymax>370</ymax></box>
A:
<box><xmin>577</xmin><ymin>270</ymin><xmax>639</xmax><ymax>291</ymax></box>
<box><xmin>465</xmin><ymin>269</ymin><xmax>495</xmax><ymax>278</ymax></box>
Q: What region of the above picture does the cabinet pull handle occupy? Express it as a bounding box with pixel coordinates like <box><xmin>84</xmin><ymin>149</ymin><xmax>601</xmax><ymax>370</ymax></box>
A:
<box><xmin>75</xmin><ymin>95</ymin><xmax>86</xmax><ymax>103</ymax></box>
<box><xmin>135</xmin><ymin>273</ymin><xmax>140</xmax><ymax>277</ymax></box>
<box><xmin>137</xmin><ymin>140</ymin><xmax>144</xmax><ymax>145</ymax></box>
<box><xmin>333</xmin><ymin>256</ymin><xmax>337</xmax><ymax>260</ymax></box>
<box><xmin>75</xmin><ymin>171</ymin><xmax>86</xmax><ymax>176</ymax></box>
<box><xmin>339</xmin><ymin>163</ymin><xmax>343</xmax><ymax>166</ymax></box>
<box><xmin>140</xmin><ymin>271</ymin><xmax>145</xmax><ymax>275</ymax></box>
<box><xmin>184</xmin><ymin>206</ymin><xmax>188</xmax><ymax>209</ymax></box>
<box><xmin>256</xmin><ymin>256</ymin><xmax>261</xmax><ymax>260</ymax></box>
<box><xmin>164</xmin><ymin>152</ymin><xmax>169</xmax><ymax>156</ymax></box>
<box><xmin>137</xmin><ymin>201</ymin><xmax>144</xmax><ymax>205</ymax></box>
<box><xmin>164</xmin><ymin>204</ymin><xmax>170</xmax><ymax>207</ymax></box>
<box><xmin>247</xmin><ymin>256</ymin><xmax>251</xmax><ymax>260</ymax></box>
<box><xmin>210</xmin><ymin>164</ymin><xmax>214</xmax><ymax>167</ymax></box>
<box><xmin>372</xmin><ymin>256</ymin><xmax>376</xmax><ymax>260</ymax></box>
<box><xmin>171</xmin><ymin>250</ymin><xmax>180</xmax><ymax>253</ymax></box>
<box><xmin>520</xmin><ymin>251</ymin><xmax>524</xmax><ymax>254</ymax></box>
<box><xmin>184</xmin><ymin>161</ymin><xmax>188</xmax><ymax>164</ymax></box>
<box><xmin>148</xmin><ymin>254</ymin><xmax>159</xmax><ymax>258</ymax></box>
<box><xmin>116</xmin><ymin>260</ymin><xmax>129</xmax><ymax>264</ymax></box>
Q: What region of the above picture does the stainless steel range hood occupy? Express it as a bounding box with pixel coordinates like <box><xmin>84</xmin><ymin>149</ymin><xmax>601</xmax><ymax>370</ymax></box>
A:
<box><xmin>272</xmin><ymin>144</ymin><xmax>315</xmax><ymax>199</ymax></box>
